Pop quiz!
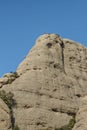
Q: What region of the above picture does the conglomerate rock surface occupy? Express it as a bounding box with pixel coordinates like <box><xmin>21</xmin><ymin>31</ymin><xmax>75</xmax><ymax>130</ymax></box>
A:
<box><xmin>0</xmin><ymin>98</ymin><xmax>12</xmax><ymax>130</ymax></box>
<box><xmin>0</xmin><ymin>34</ymin><xmax>87</xmax><ymax>130</ymax></box>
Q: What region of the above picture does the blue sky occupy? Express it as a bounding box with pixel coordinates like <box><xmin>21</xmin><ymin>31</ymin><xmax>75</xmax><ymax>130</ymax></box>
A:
<box><xmin>0</xmin><ymin>0</ymin><xmax>87</xmax><ymax>77</ymax></box>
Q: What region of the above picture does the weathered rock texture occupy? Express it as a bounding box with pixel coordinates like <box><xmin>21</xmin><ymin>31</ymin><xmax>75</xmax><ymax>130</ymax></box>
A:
<box><xmin>0</xmin><ymin>34</ymin><xmax>87</xmax><ymax>130</ymax></box>
<box><xmin>0</xmin><ymin>98</ymin><xmax>12</xmax><ymax>130</ymax></box>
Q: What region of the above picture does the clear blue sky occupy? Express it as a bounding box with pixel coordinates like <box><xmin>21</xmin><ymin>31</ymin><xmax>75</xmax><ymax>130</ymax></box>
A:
<box><xmin>0</xmin><ymin>0</ymin><xmax>87</xmax><ymax>77</ymax></box>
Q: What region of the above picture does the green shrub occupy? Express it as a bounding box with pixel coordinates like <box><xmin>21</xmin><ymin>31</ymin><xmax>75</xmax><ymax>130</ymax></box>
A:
<box><xmin>13</xmin><ymin>72</ymin><xmax>19</xmax><ymax>78</ymax></box>
<box><xmin>13</xmin><ymin>125</ymin><xmax>20</xmax><ymax>130</ymax></box>
<box><xmin>68</xmin><ymin>117</ymin><xmax>76</xmax><ymax>128</ymax></box>
<box><xmin>0</xmin><ymin>90</ymin><xmax>19</xmax><ymax>130</ymax></box>
<box><xmin>0</xmin><ymin>90</ymin><xmax>16</xmax><ymax>109</ymax></box>
<box><xmin>8</xmin><ymin>72</ymin><xmax>19</xmax><ymax>84</ymax></box>
<box><xmin>57</xmin><ymin>116</ymin><xmax>76</xmax><ymax>130</ymax></box>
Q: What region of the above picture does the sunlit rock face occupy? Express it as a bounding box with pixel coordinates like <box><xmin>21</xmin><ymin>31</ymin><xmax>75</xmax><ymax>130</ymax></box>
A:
<box><xmin>0</xmin><ymin>34</ymin><xmax>87</xmax><ymax>130</ymax></box>
<box><xmin>0</xmin><ymin>98</ymin><xmax>12</xmax><ymax>130</ymax></box>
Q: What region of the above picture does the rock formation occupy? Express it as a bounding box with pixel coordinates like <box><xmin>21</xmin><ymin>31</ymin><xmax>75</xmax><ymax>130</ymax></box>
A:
<box><xmin>0</xmin><ymin>34</ymin><xmax>87</xmax><ymax>130</ymax></box>
<box><xmin>0</xmin><ymin>98</ymin><xmax>12</xmax><ymax>130</ymax></box>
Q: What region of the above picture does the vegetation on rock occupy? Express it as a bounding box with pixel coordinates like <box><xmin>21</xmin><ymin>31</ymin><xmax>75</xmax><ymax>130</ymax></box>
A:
<box><xmin>13</xmin><ymin>125</ymin><xmax>20</xmax><ymax>130</ymax></box>
<box><xmin>41</xmin><ymin>116</ymin><xmax>76</xmax><ymax>130</ymax></box>
<box><xmin>57</xmin><ymin>116</ymin><xmax>76</xmax><ymax>130</ymax></box>
<box><xmin>0</xmin><ymin>90</ymin><xmax>20</xmax><ymax>130</ymax></box>
<box><xmin>0</xmin><ymin>90</ymin><xmax>16</xmax><ymax>109</ymax></box>
<box><xmin>6</xmin><ymin>72</ymin><xmax>19</xmax><ymax>84</ymax></box>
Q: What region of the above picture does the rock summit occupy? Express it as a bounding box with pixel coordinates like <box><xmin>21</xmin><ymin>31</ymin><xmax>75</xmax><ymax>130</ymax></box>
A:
<box><xmin>0</xmin><ymin>34</ymin><xmax>87</xmax><ymax>130</ymax></box>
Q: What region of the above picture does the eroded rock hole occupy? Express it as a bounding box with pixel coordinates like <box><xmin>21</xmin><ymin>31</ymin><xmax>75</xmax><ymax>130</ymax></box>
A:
<box><xmin>51</xmin><ymin>108</ymin><xmax>58</xmax><ymax>112</ymax></box>
<box><xmin>46</xmin><ymin>43</ymin><xmax>52</xmax><ymax>48</ymax></box>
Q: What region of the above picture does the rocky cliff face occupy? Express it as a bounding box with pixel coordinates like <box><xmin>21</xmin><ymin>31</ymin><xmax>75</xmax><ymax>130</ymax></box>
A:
<box><xmin>0</xmin><ymin>34</ymin><xmax>87</xmax><ymax>130</ymax></box>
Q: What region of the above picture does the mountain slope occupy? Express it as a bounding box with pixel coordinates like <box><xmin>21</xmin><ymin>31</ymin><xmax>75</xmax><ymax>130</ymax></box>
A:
<box><xmin>0</xmin><ymin>34</ymin><xmax>87</xmax><ymax>130</ymax></box>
